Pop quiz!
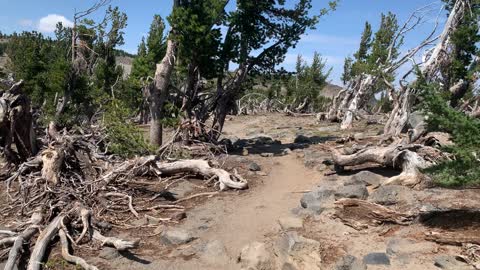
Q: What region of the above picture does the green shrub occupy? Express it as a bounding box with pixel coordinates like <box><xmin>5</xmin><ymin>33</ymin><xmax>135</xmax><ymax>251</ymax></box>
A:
<box><xmin>103</xmin><ymin>101</ymin><xmax>154</xmax><ymax>158</ymax></box>
<box><xmin>418</xmin><ymin>81</ymin><xmax>480</xmax><ymax>187</ymax></box>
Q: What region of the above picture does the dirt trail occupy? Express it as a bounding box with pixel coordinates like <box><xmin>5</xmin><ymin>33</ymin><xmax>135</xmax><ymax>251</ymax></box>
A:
<box><xmin>181</xmin><ymin>154</ymin><xmax>321</xmax><ymax>257</ymax></box>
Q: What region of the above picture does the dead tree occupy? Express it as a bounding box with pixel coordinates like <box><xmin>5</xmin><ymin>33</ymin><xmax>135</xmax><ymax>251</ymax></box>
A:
<box><xmin>384</xmin><ymin>0</ymin><xmax>469</xmax><ymax>136</ymax></box>
<box><xmin>328</xmin><ymin>3</ymin><xmax>441</xmax><ymax>130</ymax></box>
<box><xmin>0</xmin><ymin>80</ymin><xmax>37</xmax><ymax>163</ymax></box>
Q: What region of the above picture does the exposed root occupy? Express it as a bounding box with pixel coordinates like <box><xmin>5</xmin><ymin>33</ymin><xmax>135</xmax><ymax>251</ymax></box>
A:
<box><xmin>425</xmin><ymin>232</ymin><xmax>480</xmax><ymax>246</ymax></box>
<box><xmin>93</xmin><ymin>230</ymin><xmax>138</xmax><ymax>251</ymax></box>
<box><xmin>155</xmin><ymin>159</ymin><xmax>248</xmax><ymax>190</ymax></box>
<box><xmin>331</xmin><ymin>138</ymin><xmax>444</xmax><ymax>188</ymax></box>
<box><xmin>59</xmin><ymin>229</ymin><xmax>99</xmax><ymax>270</ymax></box>
<box><xmin>4</xmin><ymin>211</ymin><xmax>43</xmax><ymax>270</ymax></box>
<box><xmin>27</xmin><ymin>215</ymin><xmax>63</xmax><ymax>270</ymax></box>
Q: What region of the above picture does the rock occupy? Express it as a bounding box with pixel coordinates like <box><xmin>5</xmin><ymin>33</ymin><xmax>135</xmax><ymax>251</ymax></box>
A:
<box><xmin>242</xmin><ymin>148</ymin><xmax>249</xmax><ymax>156</ymax></box>
<box><xmin>346</xmin><ymin>171</ymin><xmax>384</xmax><ymax>186</ymax></box>
<box><xmin>239</xmin><ymin>242</ymin><xmax>275</xmax><ymax>270</ymax></box>
<box><xmin>386</xmin><ymin>238</ymin><xmax>436</xmax><ymax>257</ymax></box>
<box><xmin>249</xmin><ymin>162</ymin><xmax>261</xmax><ymax>171</ymax></box>
<box><xmin>170</xmin><ymin>211</ymin><xmax>187</xmax><ymax>221</ymax></box>
<box><xmin>275</xmin><ymin>232</ymin><xmax>321</xmax><ymax>270</ymax></box>
<box><xmin>99</xmin><ymin>247</ymin><xmax>121</xmax><ymax>260</ymax></box>
<box><xmin>315</xmin><ymin>164</ymin><xmax>328</xmax><ymax>172</ymax></box>
<box><xmin>300</xmin><ymin>188</ymin><xmax>335</xmax><ymax>215</ymax></box>
<box><xmin>294</xmin><ymin>134</ymin><xmax>311</xmax><ymax>144</ymax></box>
<box><xmin>199</xmin><ymin>240</ymin><xmax>230</xmax><ymax>265</ymax></box>
<box><xmin>334</xmin><ymin>255</ymin><xmax>367</xmax><ymax>270</ymax></box>
<box><xmin>369</xmin><ymin>185</ymin><xmax>415</xmax><ymax>206</ymax></box>
<box><xmin>282</xmin><ymin>148</ymin><xmax>292</xmax><ymax>155</ymax></box>
<box><xmin>363</xmin><ymin>253</ymin><xmax>390</xmax><ymax>265</ymax></box>
<box><xmin>248</xmin><ymin>135</ymin><xmax>275</xmax><ymax>145</ymax></box>
<box><xmin>353</xmin><ymin>133</ymin><xmax>366</xmax><ymax>140</ymax></box>
<box><xmin>260</xmin><ymin>153</ymin><xmax>274</xmax><ymax>157</ymax></box>
<box><xmin>303</xmin><ymin>149</ymin><xmax>330</xmax><ymax>168</ymax></box>
<box><xmin>154</xmin><ymin>225</ymin><xmax>166</xmax><ymax>234</ymax></box>
<box><xmin>335</xmin><ymin>184</ymin><xmax>368</xmax><ymax>200</ymax></box>
<box><xmin>170</xmin><ymin>181</ymin><xmax>196</xmax><ymax>198</ymax></box>
<box><xmin>434</xmin><ymin>255</ymin><xmax>475</xmax><ymax>270</ymax></box>
<box><xmin>160</xmin><ymin>229</ymin><xmax>195</xmax><ymax>245</ymax></box>
<box><xmin>278</xmin><ymin>217</ymin><xmax>303</xmax><ymax>230</ymax></box>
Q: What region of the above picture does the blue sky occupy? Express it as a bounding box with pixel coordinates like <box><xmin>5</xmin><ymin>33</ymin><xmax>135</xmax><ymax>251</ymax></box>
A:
<box><xmin>0</xmin><ymin>0</ymin><xmax>446</xmax><ymax>85</ymax></box>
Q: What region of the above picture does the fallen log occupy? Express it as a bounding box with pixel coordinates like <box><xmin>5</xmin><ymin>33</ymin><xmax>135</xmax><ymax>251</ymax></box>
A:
<box><xmin>334</xmin><ymin>198</ymin><xmax>415</xmax><ymax>226</ymax></box>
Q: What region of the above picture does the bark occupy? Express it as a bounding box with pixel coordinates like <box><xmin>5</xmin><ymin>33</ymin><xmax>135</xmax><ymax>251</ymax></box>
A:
<box><xmin>334</xmin><ymin>198</ymin><xmax>415</xmax><ymax>226</ymax></box>
<box><xmin>340</xmin><ymin>75</ymin><xmax>375</xmax><ymax>129</ymax></box>
<box><xmin>27</xmin><ymin>216</ymin><xmax>63</xmax><ymax>270</ymax></box>
<box><xmin>0</xmin><ymin>80</ymin><xmax>37</xmax><ymax>163</ymax></box>
<box><xmin>383</xmin><ymin>0</ymin><xmax>468</xmax><ymax>136</ymax></box>
<box><xmin>147</xmin><ymin>38</ymin><xmax>177</xmax><ymax>147</ymax></box>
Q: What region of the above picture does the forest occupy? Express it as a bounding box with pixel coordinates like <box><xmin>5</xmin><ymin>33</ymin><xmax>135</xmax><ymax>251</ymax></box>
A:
<box><xmin>0</xmin><ymin>0</ymin><xmax>479</xmax><ymax>269</ymax></box>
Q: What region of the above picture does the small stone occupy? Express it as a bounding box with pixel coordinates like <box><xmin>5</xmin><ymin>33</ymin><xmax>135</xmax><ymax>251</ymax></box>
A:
<box><xmin>239</xmin><ymin>242</ymin><xmax>274</xmax><ymax>270</ymax></box>
<box><xmin>335</xmin><ymin>184</ymin><xmax>368</xmax><ymax>200</ymax></box>
<box><xmin>363</xmin><ymin>253</ymin><xmax>390</xmax><ymax>265</ymax></box>
<box><xmin>315</xmin><ymin>163</ymin><xmax>328</xmax><ymax>172</ymax></box>
<box><xmin>353</xmin><ymin>133</ymin><xmax>366</xmax><ymax>140</ymax></box>
<box><xmin>278</xmin><ymin>217</ymin><xmax>303</xmax><ymax>230</ymax></box>
<box><xmin>170</xmin><ymin>212</ymin><xmax>187</xmax><ymax>221</ymax></box>
<box><xmin>334</xmin><ymin>255</ymin><xmax>367</xmax><ymax>270</ymax></box>
<box><xmin>99</xmin><ymin>247</ymin><xmax>121</xmax><ymax>260</ymax></box>
<box><xmin>386</xmin><ymin>238</ymin><xmax>436</xmax><ymax>257</ymax></box>
<box><xmin>160</xmin><ymin>229</ymin><xmax>195</xmax><ymax>245</ymax></box>
<box><xmin>282</xmin><ymin>148</ymin><xmax>293</xmax><ymax>155</ymax></box>
<box><xmin>248</xmin><ymin>162</ymin><xmax>261</xmax><ymax>171</ymax></box>
<box><xmin>242</xmin><ymin>148</ymin><xmax>249</xmax><ymax>156</ymax></box>
<box><xmin>434</xmin><ymin>255</ymin><xmax>475</xmax><ymax>270</ymax></box>
<box><xmin>256</xmin><ymin>171</ymin><xmax>268</xmax><ymax>176</ymax></box>
<box><xmin>131</xmin><ymin>217</ymin><xmax>148</xmax><ymax>226</ymax></box>
<box><xmin>260</xmin><ymin>153</ymin><xmax>274</xmax><ymax>157</ymax></box>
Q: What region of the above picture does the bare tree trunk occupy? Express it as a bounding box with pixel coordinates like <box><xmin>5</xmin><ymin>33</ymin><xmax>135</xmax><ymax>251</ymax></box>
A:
<box><xmin>146</xmin><ymin>38</ymin><xmax>177</xmax><ymax>147</ymax></box>
<box><xmin>340</xmin><ymin>75</ymin><xmax>375</xmax><ymax>129</ymax></box>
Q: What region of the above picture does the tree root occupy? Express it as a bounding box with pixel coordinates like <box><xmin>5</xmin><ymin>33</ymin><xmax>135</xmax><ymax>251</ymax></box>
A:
<box><xmin>155</xmin><ymin>159</ymin><xmax>248</xmax><ymax>190</ymax></box>
<box><xmin>59</xmin><ymin>229</ymin><xmax>99</xmax><ymax>270</ymax></box>
<box><xmin>331</xmin><ymin>139</ymin><xmax>443</xmax><ymax>188</ymax></box>
<box><xmin>93</xmin><ymin>230</ymin><xmax>138</xmax><ymax>251</ymax></box>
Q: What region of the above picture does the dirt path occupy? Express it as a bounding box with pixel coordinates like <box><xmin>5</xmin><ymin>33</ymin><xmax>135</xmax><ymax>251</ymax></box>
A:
<box><xmin>182</xmin><ymin>154</ymin><xmax>321</xmax><ymax>257</ymax></box>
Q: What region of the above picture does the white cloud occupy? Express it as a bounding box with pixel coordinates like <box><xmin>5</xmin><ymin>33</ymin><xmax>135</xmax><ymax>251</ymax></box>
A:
<box><xmin>38</xmin><ymin>14</ymin><xmax>73</xmax><ymax>33</ymax></box>
<box><xmin>18</xmin><ymin>19</ymin><xmax>33</xmax><ymax>27</ymax></box>
<box><xmin>300</xmin><ymin>34</ymin><xmax>358</xmax><ymax>46</ymax></box>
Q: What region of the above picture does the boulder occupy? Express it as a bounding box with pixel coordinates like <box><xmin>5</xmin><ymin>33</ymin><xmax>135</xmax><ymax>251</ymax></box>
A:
<box><xmin>275</xmin><ymin>232</ymin><xmax>322</xmax><ymax>270</ymax></box>
<box><xmin>434</xmin><ymin>255</ymin><xmax>475</xmax><ymax>270</ymax></box>
<box><xmin>294</xmin><ymin>134</ymin><xmax>311</xmax><ymax>144</ymax></box>
<box><xmin>386</xmin><ymin>238</ymin><xmax>436</xmax><ymax>257</ymax></box>
<box><xmin>346</xmin><ymin>171</ymin><xmax>384</xmax><ymax>186</ymax></box>
<box><xmin>199</xmin><ymin>240</ymin><xmax>230</xmax><ymax>265</ymax></box>
<box><xmin>363</xmin><ymin>253</ymin><xmax>390</xmax><ymax>265</ymax></box>
<box><xmin>369</xmin><ymin>185</ymin><xmax>415</xmax><ymax>206</ymax></box>
<box><xmin>239</xmin><ymin>242</ymin><xmax>275</xmax><ymax>270</ymax></box>
<box><xmin>334</xmin><ymin>255</ymin><xmax>367</xmax><ymax>270</ymax></box>
<box><xmin>335</xmin><ymin>185</ymin><xmax>368</xmax><ymax>200</ymax></box>
<box><xmin>160</xmin><ymin>229</ymin><xmax>195</xmax><ymax>245</ymax></box>
<box><xmin>300</xmin><ymin>188</ymin><xmax>335</xmax><ymax>215</ymax></box>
